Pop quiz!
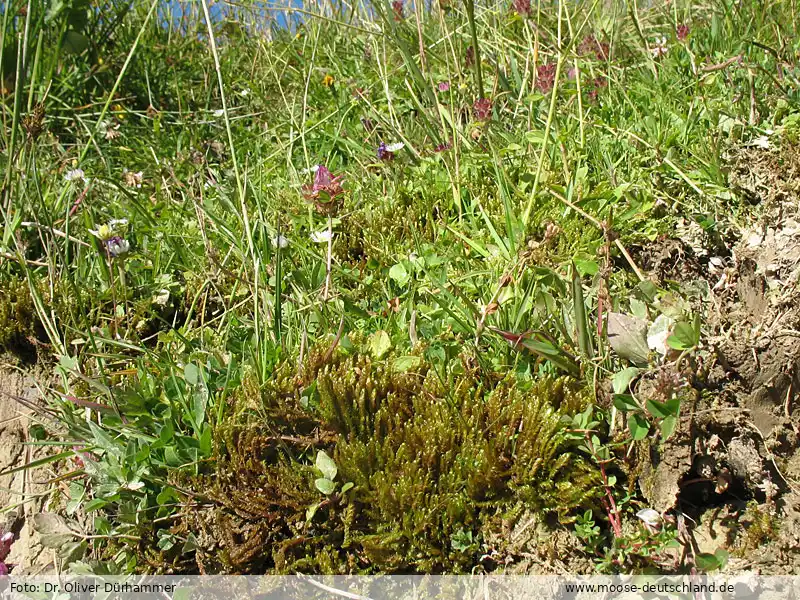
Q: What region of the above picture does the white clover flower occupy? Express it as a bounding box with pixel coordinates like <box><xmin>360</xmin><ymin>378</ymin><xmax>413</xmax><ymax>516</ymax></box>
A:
<box><xmin>64</xmin><ymin>168</ymin><xmax>86</xmax><ymax>183</ymax></box>
<box><xmin>311</xmin><ymin>229</ymin><xmax>333</xmax><ymax>243</ymax></box>
<box><xmin>106</xmin><ymin>237</ymin><xmax>130</xmax><ymax>258</ymax></box>
<box><xmin>271</xmin><ymin>234</ymin><xmax>289</xmax><ymax>248</ymax></box>
<box><xmin>651</xmin><ymin>36</ymin><xmax>668</xmax><ymax>58</ymax></box>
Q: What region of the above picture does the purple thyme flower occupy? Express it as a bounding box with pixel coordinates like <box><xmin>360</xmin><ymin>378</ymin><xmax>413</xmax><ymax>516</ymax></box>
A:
<box><xmin>473</xmin><ymin>97</ymin><xmax>493</xmax><ymax>121</ymax></box>
<box><xmin>302</xmin><ymin>165</ymin><xmax>345</xmax><ymax>215</ymax></box>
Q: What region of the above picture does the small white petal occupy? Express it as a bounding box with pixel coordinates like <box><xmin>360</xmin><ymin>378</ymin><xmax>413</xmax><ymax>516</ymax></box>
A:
<box><xmin>301</xmin><ymin>165</ymin><xmax>320</xmax><ymax>175</ymax></box>
<box><xmin>153</xmin><ymin>289</ymin><xmax>170</xmax><ymax>307</ymax></box>
<box><xmin>108</xmin><ymin>219</ymin><xmax>128</xmax><ymax>228</ymax></box>
<box><xmin>647</xmin><ymin>314</ymin><xmax>675</xmax><ymax>357</ymax></box>
<box><xmin>213</xmin><ymin>109</ymin><xmax>225</xmax><ymax>117</ymax></box>
<box><xmin>636</xmin><ymin>508</ymin><xmax>662</xmax><ymax>527</ymax></box>
<box><xmin>64</xmin><ymin>168</ymin><xmax>86</xmax><ymax>182</ymax></box>
<box><xmin>385</xmin><ymin>142</ymin><xmax>405</xmax><ymax>152</ymax></box>
<box><xmin>310</xmin><ymin>229</ymin><xmax>333</xmax><ymax>243</ymax></box>
<box><xmin>271</xmin><ymin>235</ymin><xmax>289</xmax><ymax>248</ymax></box>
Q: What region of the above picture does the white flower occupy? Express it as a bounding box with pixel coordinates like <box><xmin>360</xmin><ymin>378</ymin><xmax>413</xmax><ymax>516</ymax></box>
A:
<box><xmin>311</xmin><ymin>229</ymin><xmax>333</xmax><ymax>243</ymax></box>
<box><xmin>64</xmin><ymin>168</ymin><xmax>86</xmax><ymax>183</ymax></box>
<box><xmin>271</xmin><ymin>234</ymin><xmax>289</xmax><ymax>248</ymax></box>
<box><xmin>651</xmin><ymin>36</ymin><xmax>668</xmax><ymax>58</ymax></box>
<box><xmin>89</xmin><ymin>224</ymin><xmax>113</xmax><ymax>240</ymax></box>
<box><xmin>108</xmin><ymin>218</ymin><xmax>128</xmax><ymax>228</ymax></box>
<box><xmin>385</xmin><ymin>142</ymin><xmax>405</xmax><ymax>152</ymax></box>
<box><xmin>301</xmin><ymin>165</ymin><xmax>320</xmax><ymax>175</ymax></box>
<box><xmin>636</xmin><ymin>508</ymin><xmax>662</xmax><ymax>528</ymax></box>
<box><xmin>106</xmin><ymin>237</ymin><xmax>130</xmax><ymax>257</ymax></box>
<box><xmin>153</xmin><ymin>289</ymin><xmax>170</xmax><ymax>307</ymax></box>
<box><xmin>213</xmin><ymin>109</ymin><xmax>225</xmax><ymax>117</ymax></box>
<box><xmin>647</xmin><ymin>314</ymin><xmax>675</xmax><ymax>357</ymax></box>
<box><xmin>122</xmin><ymin>169</ymin><xmax>143</xmax><ymax>188</ymax></box>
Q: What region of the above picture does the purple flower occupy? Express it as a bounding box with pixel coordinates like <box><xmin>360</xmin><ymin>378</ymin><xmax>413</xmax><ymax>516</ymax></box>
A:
<box><xmin>438</xmin><ymin>81</ymin><xmax>450</xmax><ymax>92</ymax></box>
<box><xmin>465</xmin><ymin>46</ymin><xmax>475</xmax><ymax>69</ymax></box>
<box><xmin>392</xmin><ymin>0</ymin><xmax>403</xmax><ymax>20</ymax></box>
<box><xmin>578</xmin><ymin>35</ymin><xmax>609</xmax><ymax>61</ymax></box>
<box><xmin>535</xmin><ymin>63</ymin><xmax>557</xmax><ymax>93</ymax></box>
<box><xmin>512</xmin><ymin>0</ymin><xmax>531</xmax><ymax>16</ymax></box>
<box><xmin>105</xmin><ymin>236</ymin><xmax>130</xmax><ymax>258</ymax></box>
<box><xmin>434</xmin><ymin>141</ymin><xmax>452</xmax><ymax>153</ymax></box>
<box><xmin>302</xmin><ymin>165</ymin><xmax>345</xmax><ymax>215</ymax></box>
<box><xmin>377</xmin><ymin>142</ymin><xmax>404</xmax><ymax>161</ymax></box>
<box><xmin>0</xmin><ymin>530</ymin><xmax>14</xmax><ymax>575</ymax></box>
<box><xmin>473</xmin><ymin>97</ymin><xmax>493</xmax><ymax>121</ymax></box>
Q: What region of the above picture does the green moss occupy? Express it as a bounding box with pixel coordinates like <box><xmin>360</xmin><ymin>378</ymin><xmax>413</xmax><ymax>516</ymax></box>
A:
<box><xmin>182</xmin><ymin>346</ymin><xmax>603</xmax><ymax>573</ymax></box>
<box><xmin>0</xmin><ymin>277</ymin><xmax>37</xmax><ymax>350</ymax></box>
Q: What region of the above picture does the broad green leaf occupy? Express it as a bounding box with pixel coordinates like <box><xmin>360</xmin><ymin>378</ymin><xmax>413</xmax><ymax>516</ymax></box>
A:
<box><xmin>660</xmin><ymin>415</ymin><xmax>678</xmax><ymax>440</ymax></box>
<box><xmin>629</xmin><ymin>414</ymin><xmax>650</xmax><ymax>440</ymax></box>
<box><xmin>369</xmin><ymin>330</ymin><xmax>392</xmax><ymax>359</ymax></box>
<box><xmin>389</xmin><ymin>262</ymin><xmax>410</xmax><ymax>286</ymax></box>
<box><xmin>647</xmin><ymin>397</ymin><xmax>680</xmax><ymax>419</ymax></box>
<box><xmin>393</xmin><ymin>355</ymin><xmax>422</xmax><ymax>372</ymax></box>
<box><xmin>613</xmin><ymin>394</ymin><xmax>640</xmax><ymax>413</ymax></box>
<box><xmin>341</xmin><ymin>482</ymin><xmax>354</xmax><ymax>493</ymax></box>
<box><xmin>315</xmin><ymin>477</ymin><xmax>336</xmax><ymax>495</ymax></box>
<box><xmin>667</xmin><ymin>319</ymin><xmax>700</xmax><ymax>350</ymax></box>
<box><xmin>184</xmin><ymin>363</ymin><xmax>200</xmax><ymax>386</ymax></box>
<box><xmin>315</xmin><ymin>450</ymin><xmax>338</xmax><ymax>480</ymax></box>
<box><xmin>696</xmin><ymin>551</ymin><xmax>725</xmax><ymax>572</ymax></box>
<box><xmin>612</xmin><ymin>367</ymin><xmax>641</xmax><ymax>395</ymax></box>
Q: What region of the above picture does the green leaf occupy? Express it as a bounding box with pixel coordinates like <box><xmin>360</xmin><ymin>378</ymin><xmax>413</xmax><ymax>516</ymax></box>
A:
<box><xmin>613</xmin><ymin>394</ymin><xmax>640</xmax><ymax>413</ymax></box>
<box><xmin>612</xmin><ymin>367</ymin><xmax>641</xmax><ymax>395</ymax></box>
<box><xmin>660</xmin><ymin>415</ymin><xmax>678</xmax><ymax>440</ymax></box>
<box><xmin>33</xmin><ymin>513</ymin><xmax>77</xmax><ymax>549</ymax></box>
<box><xmin>667</xmin><ymin>319</ymin><xmax>700</xmax><ymax>350</ymax></box>
<box><xmin>389</xmin><ymin>262</ymin><xmax>410</xmax><ymax>286</ymax></box>
<box><xmin>315</xmin><ymin>477</ymin><xmax>336</xmax><ymax>495</ymax></box>
<box><xmin>306</xmin><ymin>502</ymin><xmax>321</xmax><ymax>522</ymax></box>
<box><xmin>572</xmin><ymin>264</ymin><xmax>593</xmax><ymax>359</ymax></box>
<box><xmin>696</xmin><ymin>551</ymin><xmax>725</xmax><ymax>572</ymax></box>
<box><xmin>315</xmin><ymin>450</ymin><xmax>338</xmax><ymax>480</ymax></box>
<box><xmin>63</xmin><ymin>31</ymin><xmax>90</xmax><ymax>55</ymax></box>
<box><xmin>629</xmin><ymin>414</ymin><xmax>650</xmax><ymax>440</ymax></box>
<box><xmin>184</xmin><ymin>363</ymin><xmax>200</xmax><ymax>386</ymax></box>
<box><xmin>83</xmin><ymin>498</ymin><xmax>108</xmax><ymax>512</ymax></box>
<box><xmin>647</xmin><ymin>397</ymin><xmax>681</xmax><ymax>419</ymax></box>
<box><xmin>369</xmin><ymin>330</ymin><xmax>392</xmax><ymax>359</ymax></box>
<box><xmin>341</xmin><ymin>482</ymin><xmax>354</xmax><ymax>493</ymax></box>
<box><xmin>393</xmin><ymin>355</ymin><xmax>422</xmax><ymax>372</ymax></box>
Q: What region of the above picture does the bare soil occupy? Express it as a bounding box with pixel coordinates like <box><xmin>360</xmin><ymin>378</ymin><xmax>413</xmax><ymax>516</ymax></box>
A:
<box><xmin>632</xmin><ymin>139</ymin><xmax>800</xmax><ymax>573</ymax></box>
<box><xmin>0</xmin><ymin>362</ymin><xmax>54</xmax><ymax>574</ymax></box>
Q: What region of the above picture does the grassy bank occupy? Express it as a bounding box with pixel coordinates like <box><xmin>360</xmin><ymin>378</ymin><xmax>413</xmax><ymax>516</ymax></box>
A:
<box><xmin>1</xmin><ymin>0</ymin><xmax>799</xmax><ymax>575</ymax></box>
